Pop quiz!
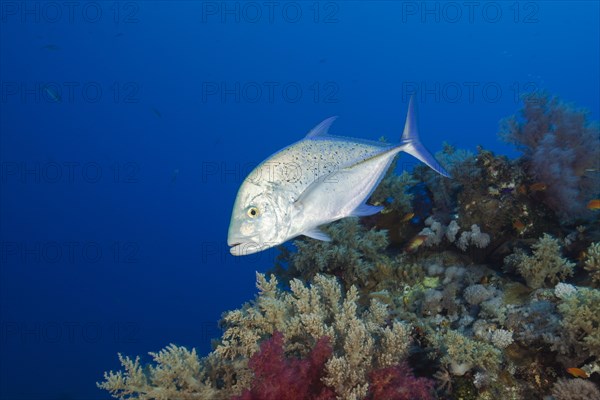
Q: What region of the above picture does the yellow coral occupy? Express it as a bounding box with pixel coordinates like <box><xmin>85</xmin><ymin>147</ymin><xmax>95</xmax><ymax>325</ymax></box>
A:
<box><xmin>435</xmin><ymin>330</ymin><xmax>502</xmax><ymax>376</ymax></box>
<box><xmin>584</xmin><ymin>242</ymin><xmax>600</xmax><ymax>286</ymax></box>
<box><xmin>558</xmin><ymin>286</ymin><xmax>600</xmax><ymax>359</ymax></box>
<box><xmin>507</xmin><ymin>234</ymin><xmax>575</xmax><ymax>289</ymax></box>
<box><xmin>97</xmin><ymin>345</ymin><xmax>222</xmax><ymax>400</ymax></box>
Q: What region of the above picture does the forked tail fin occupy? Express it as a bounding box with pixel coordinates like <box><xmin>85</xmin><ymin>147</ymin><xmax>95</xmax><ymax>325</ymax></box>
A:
<box><xmin>400</xmin><ymin>95</ymin><xmax>451</xmax><ymax>178</ymax></box>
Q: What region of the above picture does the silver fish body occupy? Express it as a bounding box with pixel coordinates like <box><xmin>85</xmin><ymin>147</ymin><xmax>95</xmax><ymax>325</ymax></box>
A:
<box><xmin>228</xmin><ymin>97</ymin><xmax>449</xmax><ymax>255</ymax></box>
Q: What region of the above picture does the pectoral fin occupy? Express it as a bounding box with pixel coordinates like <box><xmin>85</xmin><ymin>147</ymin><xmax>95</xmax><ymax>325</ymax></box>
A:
<box><xmin>350</xmin><ymin>203</ymin><xmax>383</xmax><ymax>217</ymax></box>
<box><xmin>302</xmin><ymin>228</ymin><xmax>332</xmax><ymax>241</ymax></box>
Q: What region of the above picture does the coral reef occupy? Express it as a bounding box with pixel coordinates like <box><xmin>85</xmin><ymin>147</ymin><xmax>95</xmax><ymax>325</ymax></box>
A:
<box><xmin>100</xmin><ymin>94</ymin><xmax>600</xmax><ymax>400</ymax></box>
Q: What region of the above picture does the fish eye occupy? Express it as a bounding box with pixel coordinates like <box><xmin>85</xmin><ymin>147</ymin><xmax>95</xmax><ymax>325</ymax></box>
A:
<box><xmin>247</xmin><ymin>206</ymin><xmax>260</xmax><ymax>218</ymax></box>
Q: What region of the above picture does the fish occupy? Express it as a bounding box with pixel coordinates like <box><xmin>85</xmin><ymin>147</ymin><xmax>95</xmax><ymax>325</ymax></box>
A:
<box><xmin>513</xmin><ymin>219</ymin><xmax>526</xmax><ymax>232</ymax></box>
<box><xmin>227</xmin><ymin>96</ymin><xmax>450</xmax><ymax>256</ymax></box>
<box><xmin>43</xmin><ymin>85</ymin><xmax>62</xmax><ymax>103</ymax></box>
<box><xmin>151</xmin><ymin>107</ymin><xmax>162</xmax><ymax>118</ymax></box>
<box><xmin>401</xmin><ymin>212</ymin><xmax>415</xmax><ymax>222</ymax></box>
<box><xmin>529</xmin><ymin>182</ymin><xmax>547</xmax><ymax>191</ymax></box>
<box><xmin>404</xmin><ymin>234</ymin><xmax>428</xmax><ymax>253</ymax></box>
<box><xmin>566</xmin><ymin>367</ymin><xmax>588</xmax><ymax>379</ymax></box>
<box><xmin>587</xmin><ymin>199</ymin><xmax>600</xmax><ymax>210</ymax></box>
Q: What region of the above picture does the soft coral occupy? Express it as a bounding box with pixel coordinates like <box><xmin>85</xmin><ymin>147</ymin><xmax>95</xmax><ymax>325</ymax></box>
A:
<box><xmin>367</xmin><ymin>363</ymin><xmax>435</xmax><ymax>400</ymax></box>
<box><xmin>233</xmin><ymin>332</ymin><xmax>336</xmax><ymax>400</ymax></box>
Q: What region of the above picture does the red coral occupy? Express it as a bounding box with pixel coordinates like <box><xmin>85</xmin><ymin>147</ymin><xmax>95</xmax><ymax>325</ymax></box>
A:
<box><xmin>367</xmin><ymin>363</ymin><xmax>435</xmax><ymax>400</ymax></box>
<box><xmin>233</xmin><ymin>332</ymin><xmax>336</xmax><ymax>400</ymax></box>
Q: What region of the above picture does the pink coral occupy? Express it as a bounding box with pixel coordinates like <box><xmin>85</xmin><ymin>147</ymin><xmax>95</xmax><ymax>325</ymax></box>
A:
<box><xmin>367</xmin><ymin>363</ymin><xmax>435</xmax><ymax>400</ymax></box>
<box><xmin>233</xmin><ymin>332</ymin><xmax>336</xmax><ymax>400</ymax></box>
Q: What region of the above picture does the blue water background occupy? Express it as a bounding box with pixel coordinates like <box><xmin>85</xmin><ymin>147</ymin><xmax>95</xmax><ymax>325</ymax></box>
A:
<box><xmin>1</xmin><ymin>1</ymin><xmax>598</xmax><ymax>399</ymax></box>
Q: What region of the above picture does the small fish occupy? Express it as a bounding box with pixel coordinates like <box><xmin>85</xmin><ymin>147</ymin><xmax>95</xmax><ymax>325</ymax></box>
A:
<box><xmin>405</xmin><ymin>235</ymin><xmax>428</xmax><ymax>253</ymax></box>
<box><xmin>227</xmin><ymin>96</ymin><xmax>450</xmax><ymax>255</ymax></box>
<box><xmin>513</xmin><ymin>219</ymin><xmax>525</xmax><ymax>232</ymax></box>
<box><xmin>529</xmin><ymin>182</ymin><xmax>547</xmax><ymax>191</ymax></box>
<box><xmin>566</xmin><ymin>367</ymin><xmax>588</xmax><ymax>379</ymax></box>
<box><xmin>587</xmin><ymin>199</ymin><xmax>600</xmax><ymax>210</ymax></box>
<box><xmin>401</xmin><ymin>212</ymin><xmax>415</xmax><ymax>223</ymax></box>
<box><xmin>43</xmin><ymin>86</ymin><xmax>62</xmax><ymax>103</ymax></box>
<box><xmin>517</xmin><ymin>184</ymin><xmax>528</xmax><ymax>195</ymax></box>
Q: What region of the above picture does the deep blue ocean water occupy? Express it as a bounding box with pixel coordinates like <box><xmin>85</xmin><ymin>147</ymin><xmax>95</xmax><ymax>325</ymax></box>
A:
<box><xmin>0</xmin><ymin>1</ymin><xmax>598</xmax><ymax>399</ymax></box>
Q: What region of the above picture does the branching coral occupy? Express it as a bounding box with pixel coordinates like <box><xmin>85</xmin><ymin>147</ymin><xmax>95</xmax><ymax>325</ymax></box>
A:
<box><xmin>557</xmin><ymin>286</ymin><xmax>600</xmax><ymax>360</ymax></box>
<box><xmin>500</xmin><ymin>93</ymin><xmax>600</xmax><ymax>223</ymax></box>
<box><xmin>435</xmin><ymin>330</ymin><xmax>502</xmax><ymax>375</ymax></box>
<box><xmin>434</xmin><ymin>329</ymin><xmax>502</xmax><ymax>376</ymax></box>
<box><xmin>584</xmin><ymin>242</ymin><xmax>600</xmax><ymax>286</ymax></box>
<box><xmin>504</xmin><ymin>234</ymin><xmax>575</xmax><ymax>289</ymax></box>
<box><xmin>97</xmin><ymin>345</ymin><xmax>222</xmax><ymax>400</ymax></box>
<box><xmin>218</xmin><ymin>273</ymin><xmax>412</xmax><ymax>400</ymax></box>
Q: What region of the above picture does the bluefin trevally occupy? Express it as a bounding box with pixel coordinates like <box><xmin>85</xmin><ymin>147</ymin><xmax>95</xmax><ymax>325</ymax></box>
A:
<box><xmin>227</xmin><ymin>96</ymin><xmax>450</xmax><ymax>256</ymax></box>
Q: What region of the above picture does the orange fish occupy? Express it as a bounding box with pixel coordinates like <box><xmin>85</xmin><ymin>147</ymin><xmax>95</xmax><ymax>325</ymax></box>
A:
<box><xmin>566</xmin><ymin>367</ymin><xmax>588</xmax><ymax>379</ymax></box>
<box><xmin>401</xmin><ymin>212</ymin><xmax>415</xmax><ymax>222</ymax></box>
<box><xmin>513</xmin><ymin>219</ymin><xmax>525</xmax><ymax>232</ymax></box>
<box><xmin>587</xmin><ymin>199</ymin><xmax>600</xmax><ymax>210</ymax></box>
<box><xmin>405</xmin><ymin>235</ymin><xmax>428</xmax><ymax>252</ymax></box>
<box><xmin>517</xmin><ymin>184</ymin><xmax>528</xmax><ymax>195</ymax></box>
<box><xmin>529</xmin><ymin>182</ymin><xmax>547</xmax><ymax>192</ymax></box>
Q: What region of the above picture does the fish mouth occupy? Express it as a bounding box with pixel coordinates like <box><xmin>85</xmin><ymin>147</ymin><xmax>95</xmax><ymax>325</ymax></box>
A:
<box><xmin>229</xmin><ymin>242</ymin><xmax>264</xmax><ymax>256</ymax></box>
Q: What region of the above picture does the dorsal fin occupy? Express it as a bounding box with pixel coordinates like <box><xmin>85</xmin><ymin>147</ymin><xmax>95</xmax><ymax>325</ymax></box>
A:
<box><xmin>305</xmin><ymin>116</ymin><xmax>338</xmax><ymax>138</ymax></box>
<box><xmin>401</xmin><ymin>95</ymin><xmax>419</xmax><ymax>143</ymax></box>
